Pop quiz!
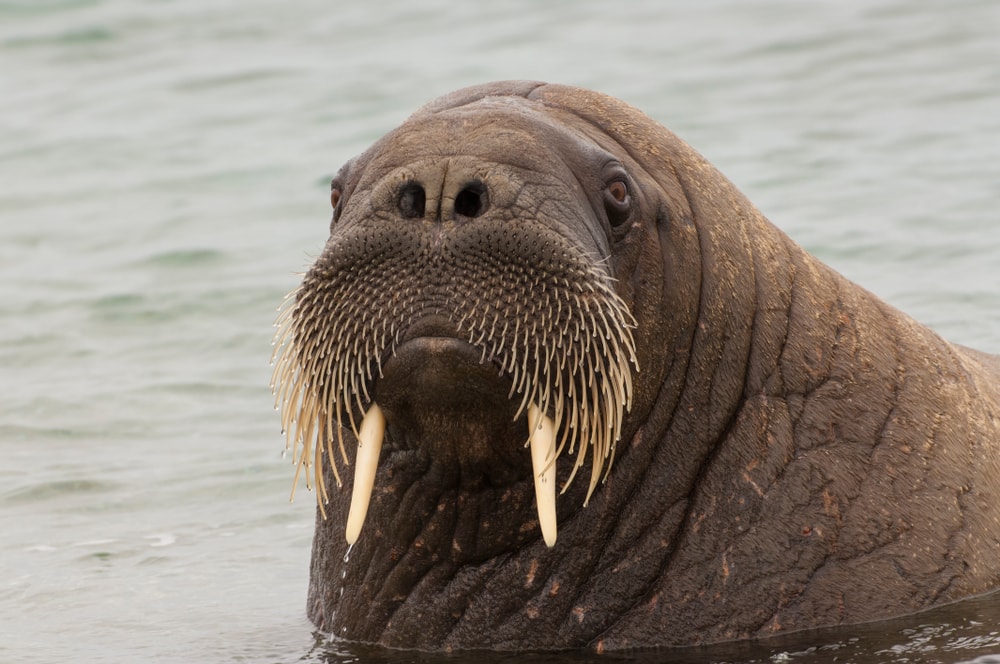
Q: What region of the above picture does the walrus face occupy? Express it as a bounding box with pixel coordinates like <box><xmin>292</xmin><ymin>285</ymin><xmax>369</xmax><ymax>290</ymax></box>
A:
<box><xmin>272</xmin><ymin>101</ymin><xmax>640</xmax><ymax>548</ymax></box>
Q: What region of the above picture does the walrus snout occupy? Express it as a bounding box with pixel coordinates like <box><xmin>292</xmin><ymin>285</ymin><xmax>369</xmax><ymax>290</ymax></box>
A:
<box><xmin>375</xmin><ymin>336</ymin><xmax>527</xmax><ymax>471</ymax></box>
<box><xmin>396</xmin><ymin>179</ymin><xmax>489</xmax><ymax>221</ymax></box>
<box><xmin>369</xmin><ymin>156</ymin><xmax>496</xmax><ymax>227</ymax></box>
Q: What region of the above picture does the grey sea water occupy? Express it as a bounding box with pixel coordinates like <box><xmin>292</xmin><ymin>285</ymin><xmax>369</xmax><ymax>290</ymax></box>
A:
<box><xmin>1</xmin><ymin>1</ymin><xmax>999</xmax><ymax>662</ymax></box>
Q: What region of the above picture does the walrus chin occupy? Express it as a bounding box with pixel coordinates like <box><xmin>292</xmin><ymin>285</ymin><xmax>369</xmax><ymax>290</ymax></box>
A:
<box><xmin>270</xmin><ymin>221</ymin><xmax>638</xmax><ymax>548</ymax></box>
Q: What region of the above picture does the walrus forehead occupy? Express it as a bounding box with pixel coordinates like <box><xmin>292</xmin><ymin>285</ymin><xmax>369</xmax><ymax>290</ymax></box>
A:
<box><xmin>351</xmin><ymin>100</ymin><xmax>620</xmax><ymax>197</ymax></box>
<box><xmin>332</xmin><ymin>104</ymin><xmax>630</xmax><ymax>258</ymax></box>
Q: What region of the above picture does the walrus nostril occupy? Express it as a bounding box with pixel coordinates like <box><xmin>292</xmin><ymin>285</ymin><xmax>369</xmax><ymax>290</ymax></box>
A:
<box><xmin>454</xmin><ymin>182</ymin><xmax>488</xmax><ymax>219</ymax></box>
<box><xmin>398</xmin><ymin>182</ymin><xmax>426</xmax><ymax>219</ymax></box>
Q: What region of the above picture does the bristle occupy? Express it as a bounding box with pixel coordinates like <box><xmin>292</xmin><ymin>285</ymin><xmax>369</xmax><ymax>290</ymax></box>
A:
<box><xmin>271</xmin><ymin>228</ymin><xmax>639</xmax><ymax>518</ymax></box>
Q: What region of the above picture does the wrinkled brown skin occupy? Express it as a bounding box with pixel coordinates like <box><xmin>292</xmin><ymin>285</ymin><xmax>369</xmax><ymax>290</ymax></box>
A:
<box><xmin>304</xmin><ymin>81</ymin><xmax>1000</xmax><ymax>651</ymax></box>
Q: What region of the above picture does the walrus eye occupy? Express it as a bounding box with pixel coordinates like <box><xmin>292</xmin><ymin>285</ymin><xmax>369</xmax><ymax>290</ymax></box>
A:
<box><xmin>609</xmin><ymin>180</ymin><xmax>627</xmax><ymax>203</ymax></box>
<box><xmin>604</xmin><ymin>178</ymin><xmax>632</xmax><ymax>227</ymax></box>
<box><xmin>329</xmin><ymin>164</ymin><xmax>351</xmax><ymax>226</ymax></box>
<box><xmin>398</xmin><ymin>182</ymin><xmax>426</xmax><ymax>219</ymax></box>
<box><xmin>330</xmin><ymin>184</ymin><xmax>345</xmax><ymax>227</ymax></box>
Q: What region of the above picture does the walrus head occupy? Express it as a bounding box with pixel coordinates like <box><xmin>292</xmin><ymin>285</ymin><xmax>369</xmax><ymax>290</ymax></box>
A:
<box><xmin>270</xmin><ymin>82</ymin><xmax>713</xmax><ymax>650</ymax></box>
<box><xmin>268</xmin><ymin>80</ymin><xmax>795</xmax><ymax>650</ymax></box>
<box><xmin>272</xmin><ymin>84</ymin><xmax>643</xmax><ymax>548</ymax></box>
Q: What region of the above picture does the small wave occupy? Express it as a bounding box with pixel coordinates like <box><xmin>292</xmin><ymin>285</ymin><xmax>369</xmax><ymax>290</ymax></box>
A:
<box><xmin>2</xmin><ymin>478</ymin><xmax>119</xmax><ymax>504</ymax></box>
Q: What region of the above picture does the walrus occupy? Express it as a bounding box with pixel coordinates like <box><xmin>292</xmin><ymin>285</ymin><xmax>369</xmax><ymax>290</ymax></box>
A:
<box><xmin>271</xmin><ymin>81</ymin><xmax>1000</xmax><ymax>652</ymax></box>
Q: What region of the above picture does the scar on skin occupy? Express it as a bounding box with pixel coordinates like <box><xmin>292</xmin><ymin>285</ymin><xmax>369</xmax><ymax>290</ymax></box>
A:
<box><xmin>525</xmin><ymin>558</ymin><xmax>539</xmax><ymax>588</ymax></box>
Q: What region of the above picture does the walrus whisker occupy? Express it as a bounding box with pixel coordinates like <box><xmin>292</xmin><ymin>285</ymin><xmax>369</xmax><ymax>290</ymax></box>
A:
<box><xmin>323</xmin><ymin>408</ymin><xmax>337</xmax><ymax>481</ymax></box>
<box><xmin>272</xmin><ymin>226</ymin><xmax>638</xmax><ymax>546</ymax></box>
<box><xmin>315</xmin><ymin>420</ymin><xmax>329</xmax><ymax>511</ymax></box>
<box><xmin>334</xmin><ymin>395</ymin><xmax>348</xmax><ymax>470</ymax></box>
<box><xmin>289</xmin><ymin>439</ymin><xmax>306</xmax><ymax>504</ymax></box>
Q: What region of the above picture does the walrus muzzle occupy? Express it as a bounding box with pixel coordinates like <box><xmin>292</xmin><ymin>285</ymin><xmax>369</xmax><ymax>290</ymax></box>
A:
<box><xmin>271</xmin><ymin>177</ymin><xmax>637</xmax><ymax>547</ymax></box>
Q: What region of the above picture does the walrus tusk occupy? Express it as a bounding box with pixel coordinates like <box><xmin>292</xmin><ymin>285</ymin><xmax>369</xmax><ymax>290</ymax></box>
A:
<box><xmin>346</xmin><ymin>403</ymin><xmax>558</xmax><ymax>546</ymax></box>
<box><xmin>346</xmin><ymin>403</ymin><xmax>386</xmax><ymax>545</ymax></box>
<box><xmin>528</xmin><ymin>403</ymin><xmax>558</xmax><ymax>547</ymax></box>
